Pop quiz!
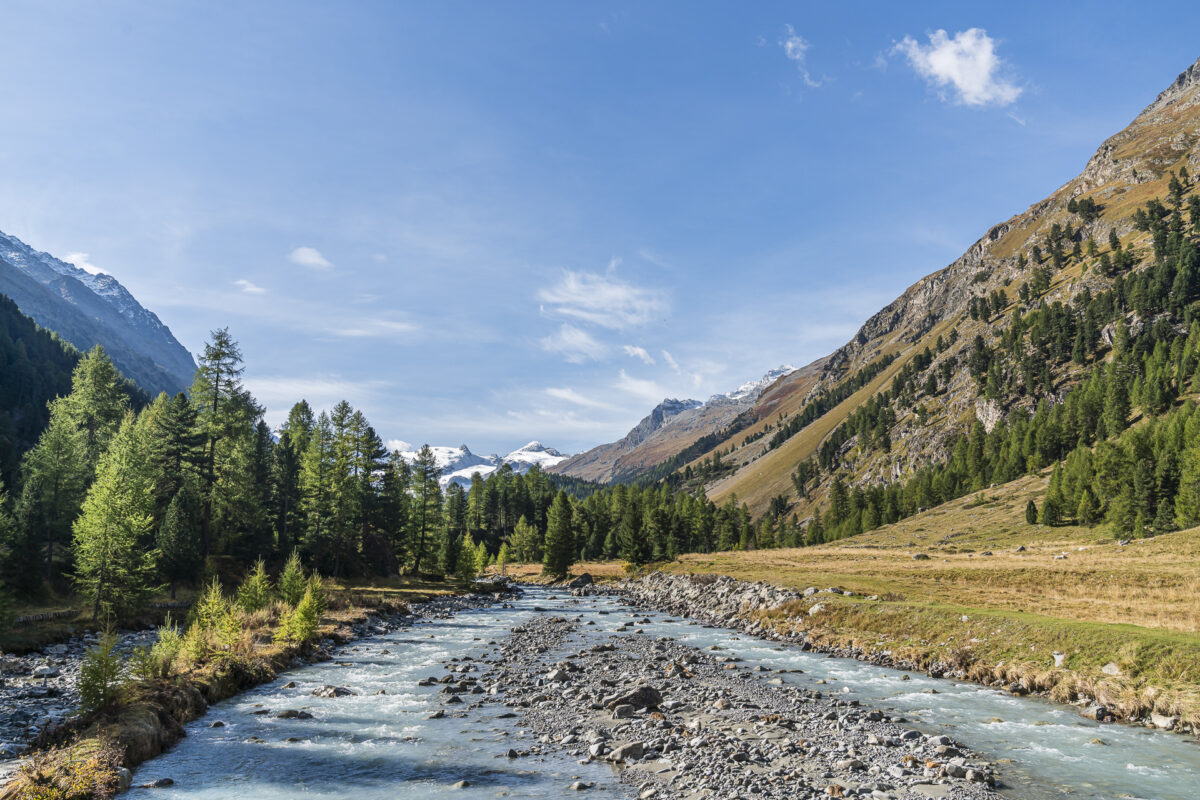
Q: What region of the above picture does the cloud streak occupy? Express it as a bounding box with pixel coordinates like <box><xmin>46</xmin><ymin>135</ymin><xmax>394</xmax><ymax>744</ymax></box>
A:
<box><xmin>538</xmin><ymin>268</ymin><xmax>667</xmax><ymax>330</ymax></box>
<box><xmin>233</xmin><ymin>279</ymin><xmax>267</xmax><ymax>295</ymax></box>
<box><xmin>894</xmin><ymin>28</ymin><xmax>1021</xmax><ymax>107</ymax></box>
<box><xmin>623</xmin><ymin>345</ymin><xmax>655</xmax><ymax>365</ymax></box>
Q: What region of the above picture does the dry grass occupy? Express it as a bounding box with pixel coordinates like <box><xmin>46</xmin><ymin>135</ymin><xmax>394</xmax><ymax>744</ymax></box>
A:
<box><xmin>493</xmin><ymin>561</ymin><xmax>628</xmax><ymax>584</ymax></box>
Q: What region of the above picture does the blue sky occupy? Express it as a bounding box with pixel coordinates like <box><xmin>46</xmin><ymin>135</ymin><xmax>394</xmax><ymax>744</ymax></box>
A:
<box><xmin>2</xmin><ymin>2</ymin><xmax>1198</xmax><ymax>455</ymax></box>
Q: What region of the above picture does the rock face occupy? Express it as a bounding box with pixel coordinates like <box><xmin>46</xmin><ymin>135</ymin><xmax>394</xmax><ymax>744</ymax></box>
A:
<box><xmin>552</xmin><ymin>365</ymin><xmax>805</xmax><ymax>484</ymax></box>
<box><xmin>0</xmin><ymin>229</ymin><xmax>196</xmax><ymax>396</ymax></box>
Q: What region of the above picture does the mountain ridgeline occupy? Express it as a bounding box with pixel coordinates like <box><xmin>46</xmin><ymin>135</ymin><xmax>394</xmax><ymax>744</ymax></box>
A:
<box><xmin>0</xmin><ymin>230</ymin><xmax>197</xmax><ymax>397</ymax></box>
<box><xmin>555</xmin><ymin>55</ymin><xmax>1200</xmax><ymax>547</ymax></box>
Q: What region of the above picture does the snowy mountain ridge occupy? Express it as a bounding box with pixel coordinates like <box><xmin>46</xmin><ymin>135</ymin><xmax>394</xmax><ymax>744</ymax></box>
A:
<box><xmin>398</xmin><ymin>440</ymin><xmax>569</xmax><ymax>489</ymax></box>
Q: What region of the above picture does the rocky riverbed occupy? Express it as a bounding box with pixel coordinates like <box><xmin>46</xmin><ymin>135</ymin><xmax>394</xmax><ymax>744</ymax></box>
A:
<box><xmin>0</xmin><ymin>589</ymin><xmax>505</xmax><ymax>779</ymax></box>
<box><xmin>438</xmin><ymin>606</ymin><xmax>1000</xmax><ymax>800</ymax></box>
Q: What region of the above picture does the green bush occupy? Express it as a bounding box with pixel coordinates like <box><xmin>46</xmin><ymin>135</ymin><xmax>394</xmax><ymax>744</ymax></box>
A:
<box><xmin>235</xmin><ymin>559</ymin><xmax>273</xmax><ymax>613</ymax></box>
<box><xmin>78</xmin><ymin>629</ymin><xmax>124</xmax><ymax>715</ymax></box>
<box><xmin>278</xmin><ymin>550</ymin><xmax>307</xmax><ymax>607</ymax></box>
<box><xmin>274</xmin><ymin>584</ymin><xmax>321</xmax><ymax>645</ymax></box>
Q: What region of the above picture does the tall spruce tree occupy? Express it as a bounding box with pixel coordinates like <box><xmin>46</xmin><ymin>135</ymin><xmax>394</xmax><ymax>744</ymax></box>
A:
<box><xmin>542</xmin><ymin>491</ymin><xmax>575</xmax><ymax>579</ymax></box>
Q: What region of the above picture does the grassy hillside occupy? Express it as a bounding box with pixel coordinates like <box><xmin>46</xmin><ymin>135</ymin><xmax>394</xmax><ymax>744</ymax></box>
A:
<box><xmin>677</xmin><ymin>57</ymin><xmax>1200</xmax><ymax>521</ymax></box>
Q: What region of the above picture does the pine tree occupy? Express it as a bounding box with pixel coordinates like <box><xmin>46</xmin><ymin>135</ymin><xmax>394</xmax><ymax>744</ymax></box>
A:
<box><xmin>190</xmin><ymin>328</ymin><xmax>250</xmax><ymax>558</ymax></box>
<box><xmin>408</xmin><ymin>445</ymin><xmax>443</xmax><ymax>574</ymax></box>
<box><xmin>455</xmin><ymin>531</ymin><xmax>477</xmax><ymax>582</ymax></box>
<box><xmin>279</xmin><ymin>549</ymin><xmax>307</xmax><ymax>606</ymax></box>
<box><xmin>156</xmin><ymin>482</ymin><xmax>202</xmax><ymax>599</ymax></box>
<box><xmin>13</xmin><ymin>412</ymin><xmax>88</xmax><ymax>588</ymax></box>
<box><xmin>72</xmin><ymin>414</ymin><xmax>158</xmax><ymax>621</ymax></box>
<box><xmin>542</xmin><ymin>491</ymin><xmax>575</xmax><ymax>579</ymax></box>
<box><xmin>53</xmin><ymin>346</ymin><xmax>130</xmax><ymax>471</ymax></box>
<box><xmin>1025</xmin><ymin>499</ymin><xmax>1038</xmax><ymax>525</ymax></box>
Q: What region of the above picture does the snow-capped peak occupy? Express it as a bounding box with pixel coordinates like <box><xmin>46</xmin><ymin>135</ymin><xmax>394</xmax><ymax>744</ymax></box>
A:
<box><xmin>397</xmin><ymin>440</ymin><xmax>571</xmax><ymax>489</ymax></box>
<box><xmin>721</xmin><ymin>364</ymin><xmax>797</xmax><ymax>402</ymax></box>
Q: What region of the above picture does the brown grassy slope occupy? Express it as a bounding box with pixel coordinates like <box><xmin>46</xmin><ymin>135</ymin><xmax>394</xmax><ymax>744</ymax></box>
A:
<box><xmin>694</xmin><ymin>57</ymin><xmax>1200</xmax><ymax>517</ymax></box>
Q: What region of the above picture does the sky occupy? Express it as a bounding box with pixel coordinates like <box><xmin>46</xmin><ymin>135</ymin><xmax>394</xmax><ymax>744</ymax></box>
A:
<box><xmin>2</xmin><ymin>2</ymin><xmax>1199</xmax><ymax>455</ymax></box>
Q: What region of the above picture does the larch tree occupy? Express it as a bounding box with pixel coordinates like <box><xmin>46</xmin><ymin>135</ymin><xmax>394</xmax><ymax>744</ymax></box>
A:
<box><xmin>13</xmin><ymin>412</ymin><xmax>88</xmax><ymax>587</ymax></box>
<box><xmin>190</xmin><ymin>328</ymin><xmax>247</xmax><ymax>557</ymax></box>
<box><xmin>72</xmin><ymin>413</ymin><xmax>158</xmax><ymax>621</ymax></box>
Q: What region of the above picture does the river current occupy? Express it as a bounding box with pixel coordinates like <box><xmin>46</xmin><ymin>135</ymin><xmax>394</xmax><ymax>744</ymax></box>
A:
<box><xmin>128</xmin><ymin>587</ymin><xmax>1200</xmax><ymax>800</ymax></box>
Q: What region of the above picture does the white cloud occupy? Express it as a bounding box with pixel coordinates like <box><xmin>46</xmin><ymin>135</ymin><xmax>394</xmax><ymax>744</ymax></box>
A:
<box><xmin>615</xmin><ymin>369</ymin><xmax>667</xmax><ymax>404</ymax></box>
<box><xmin>540</xmin><ymin>324</ymin><xmax>608</xmax><ymax>363</ymax></box>
<box><xmin>63</xmin><ymin>252</ymin><xmax>108</xmax><ymax>276</ymax></box>
<box><xmin>894</xmin><ymin>28</ymin><xmax>1021</xmax><ymax>107</ymax></box>
<box><xmin>545</xmin><ymin>387</ymin><xmax>613</xmax><ymax>410</ymax></box>
<box><xmin>332</xmin><ymin>318</ymin><xmax>419</xmax><ymax>338</ymax></box>
<box><xmin>233</xmin><ymin>279</ymin><xmax>266</xmax><ymax>295</ymax></box>
<box><xmin>780</xmin><ymin>24</ymin><xmax>820</xmax><ymax>87</ymax></box>
<box><xmin>622</xmin><ymin>345</ymin><xmax>655</xmax><ymax>365</ymax></box>
<box><xmin>288</xmin><ymin>245</ymin><xmax>333</xmax><ymax>270</ymax></box>
<box><xmin>661</xmin><ymin>349</ymin><xmax>682</xmax><ymax>374</ymax></box>
<box><xmin>538</xmin><ymin>268</ymin><xmax>667</xmax><ymax>330</ymax></box>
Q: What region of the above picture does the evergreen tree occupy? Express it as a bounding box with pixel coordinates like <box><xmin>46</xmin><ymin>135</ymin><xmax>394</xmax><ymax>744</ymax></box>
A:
<box><xmin>542</xmin><ymin>491</ymin><xmax>575</xmax><ymax>579</ymax></box>
<box><xmin>53</xmin><ymin>346</ymin><xmax>130</xmax><ymax>471</ymax></box>
<box><xmin>13</xmin><ymin>412</ymin><xmax>88</xmax><ymax>588</ymax></box>
<box><xmin>156</xmin><ymin>482</ymin><xmax>202</xmax><ymax>599</ymax></box>
<box><xmin>1025</xmin><ymin>499</ymin><xmax>1038</xmax><ymax>525</ymax></box>
<box><xmin>408</xmin><ymin>445</ymin><xmax>442</xmax><ymax>573</ymax></box>
<box><xmin>190</xmin><ymin>328</ymin><xmax>252</xmax><ymax>557</ymax></box>
<box><xmin>72</xmin><ymin>414</ymin><xmax>158</xmax><ymax>621</ymax></box>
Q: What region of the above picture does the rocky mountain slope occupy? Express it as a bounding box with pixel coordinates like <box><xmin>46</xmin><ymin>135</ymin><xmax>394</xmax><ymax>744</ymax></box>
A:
<box><xmin>689</xmin><ymin>55</ymin><xmax>1200</xmax><ymax>518</ymax></box>
<box><xmin>400</xmin><ymin>441</ymin><xmax>569</xmax><ymax>489</ymax></box>
<box><xmin>551</xmin><ymin>365</ymin><xmax>802</xmax><ymax>484</ymax></box>
<box><xmin>0</xmin><ymin>230</ymin><xmax>196</xmax><ymax>396</ymax></box>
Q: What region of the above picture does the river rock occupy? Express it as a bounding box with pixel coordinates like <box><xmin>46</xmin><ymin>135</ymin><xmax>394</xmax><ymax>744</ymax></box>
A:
<box><xmin>312</xmin><ymin>685</ymin><xmax>356</xmax><ymax>698</ymax></box>
<box><xmin>604</xmin><ymin>685</ymin><xmax>661</xmax><ymax>710</ymax></box>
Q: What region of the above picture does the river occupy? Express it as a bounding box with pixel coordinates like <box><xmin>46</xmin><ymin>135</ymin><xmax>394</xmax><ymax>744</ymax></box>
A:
<box><xmin>127</xmin><ymin>586</ymin><xmax>1200</xmax><ymax>800</ymax></box>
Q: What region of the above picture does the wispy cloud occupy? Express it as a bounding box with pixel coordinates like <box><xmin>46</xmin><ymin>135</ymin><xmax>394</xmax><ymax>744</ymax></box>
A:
<box><xmin>538</xmin><ymin>267</ymin><xmax>667</xmax><ymax>330</ymax></box>
<box><xmin>540</xmin><ymin>323</ymin><xmax>608</xmax><ymax>363</ymax></box>
<box><xmin>332</xmin><ymin>318</ymin><xmax>419</xmax><ymax>338</ymax></box>
<box><xmin>233</xmin><ymin>279</ymin><xmax>267</xmax><ymax>295</ymax></box>
<box><xmin>661</xmin><ymin>349</ymin><xmax>682</xmax><ymax>374</ymax></box>
<box><xmin>288</xmin><ymin>245</ymin><xmax>333</xmax><ymax>270</ymax></box>
<box><xmin>615</xmin><ymin>369</ymin><xmax>667</xmax><ymax>404</ymax></box>
<box><xmin>63</xmin><ymin>252</ymin><xmax>108</xmax><ymax>276</ymax></box>
<box><xmin>622</xmin><ymin>345</ymin><xmax>655</xmax><ymax>365</ymax></box>
<box><xmin>780</xmin><ymin>24</ymin><xmax>821</xmax><ymax>87</ymax></box>
<box><xmin>245</xmin><ymin>374</ymin><xmax>392</xmax><ymax>426</ymax></box>
<box><xmin>894</xmin><ymin>28</ymin><xmax>1021</xmax><ymax>107</ymax></box>
<box><xmin>545</xmin><ymin>386</ymin><xmax>613</xmax><ymax>410</ymax></box>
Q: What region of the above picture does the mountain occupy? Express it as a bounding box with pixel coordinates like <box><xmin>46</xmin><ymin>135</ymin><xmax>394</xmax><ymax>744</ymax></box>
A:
<box><xmin>0</xmin><ymin>230</ymin><xmax>196</xmax><ymax>397</ymax></box>
<box><xmin>0</xmin><ymin>294</ymin><xmax>79</xmax><ymax>486</ymax></box>
<box><xmin>551</xmin><ymin>364</ymin><xmax>806</xmax><ymax>484</ymax></box>
<box><xmin>400</xmin><ymin>441</ymin><xmax>569</xmax><ymax>489</ymax></box>
<box><xmin>654</xmin><ymin>54</ymin><xmax>1200</xmax><ymax>518</ymax></box>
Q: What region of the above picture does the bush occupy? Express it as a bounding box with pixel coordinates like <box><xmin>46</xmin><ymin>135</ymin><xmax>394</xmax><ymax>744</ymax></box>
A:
<box><xmin>130</xmin><ymin>615</ymin><xmax>184</xmax><ymax>682</ymax></box>
<box><xmin>235</xmin><ymin>559</ymin><xmax>273</xmax><ymax>613</ymax></box>
<box><xmin>278</xmin><ymin>550</ymin><xmax>307</xmax><ymax>607</ymax></box>
<box><xmin>274</xmin><ymin>584</ymin><xmax>321</xmax><ymax>645</ymax></box>
<box><xmin>78</xmin><ymin>630</ymin><xmax>124</xmax><ymax>715</ymax></box>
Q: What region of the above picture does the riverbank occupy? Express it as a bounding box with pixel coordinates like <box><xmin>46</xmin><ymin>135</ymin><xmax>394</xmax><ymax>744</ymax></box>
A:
<box><xmin>0</xmin><ymin>579</ymin><xmax>511</xmax><ymax>799</ymax></box>
<box><xmin>607</xmin><ymin>570</ymin><xmax>1200</xmax><ymax>737</ymax></box>
<box><xmin>480</xmin><ymin>609</ymin><xmax>1000</xmax><ymax>799</ymax></box>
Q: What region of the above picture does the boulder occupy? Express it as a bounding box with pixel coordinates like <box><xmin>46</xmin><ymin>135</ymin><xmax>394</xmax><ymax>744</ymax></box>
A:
<box><xmin>567</xmin><ymin>573</ymin><xmax>594</xmax><ymax>588</ymax></box>
<box><xmin>604</xmin><ymin>685</ymin><xmax>661</xmax><ymax>710</ymax></box>
<box><xmin>312</xmin><ymin>685</ymin><xmax>356</xmax><ymax>698</ymax></box>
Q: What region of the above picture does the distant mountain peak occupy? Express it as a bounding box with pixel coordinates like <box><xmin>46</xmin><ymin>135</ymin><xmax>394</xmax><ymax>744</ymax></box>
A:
<box><xmin>399</xmin><ymin>440</ymin><xmax>570</xmax><ymax>489</ymax></box>
<box><xmin>0</xmin><ymin>229</ymin><xmax>196</xmax><ymax>396</ymax></box>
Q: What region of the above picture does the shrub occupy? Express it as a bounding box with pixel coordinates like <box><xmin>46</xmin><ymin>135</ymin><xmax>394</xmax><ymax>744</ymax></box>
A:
<box><xmin>274</xmin><ymin>584</ymin><xmax>321</xmax><ymax>645</ymax></box>
<box><xmin>278</xmin><ymin>550</ymin><xmax>307</xmax><ymax>607</ymax></box>
<box><xmin>78</xmin><ymin>630</ymin><xmax>125</xmax><ymax>715</ymax></box>
<box><xmin>235</xmin><ymin>559</ymin><xmax>274</xmax><ymax>613</ymax></box>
